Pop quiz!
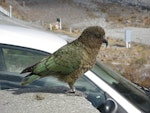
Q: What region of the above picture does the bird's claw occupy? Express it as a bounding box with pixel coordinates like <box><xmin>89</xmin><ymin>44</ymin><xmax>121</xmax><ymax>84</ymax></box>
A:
<box><xmin>65</xmin><ymin>90</ymin><xmax>86</xmax><ymax>97</ymax></box>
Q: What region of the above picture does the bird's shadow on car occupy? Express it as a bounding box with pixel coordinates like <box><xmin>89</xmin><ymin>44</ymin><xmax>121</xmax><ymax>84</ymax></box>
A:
<box><xmin>11</xmin><ymin>86</ymin><xmax>70</xmax><ymax>95</ymax></box>
<box><xmin>111</xmin><ymin>44</ymin><xmax>125</xmax><ymax>48</ymax></box>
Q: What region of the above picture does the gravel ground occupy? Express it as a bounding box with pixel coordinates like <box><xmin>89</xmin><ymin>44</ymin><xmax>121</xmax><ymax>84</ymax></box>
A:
<box><xmin>1</xmin><ymin>10</ymin><xmax>150</xmax><ymax>46</ymax></box>
<box><xmin>105</xmin><ymin>27</ymin><xmax>150</xmax><ymax>45</ymax></box>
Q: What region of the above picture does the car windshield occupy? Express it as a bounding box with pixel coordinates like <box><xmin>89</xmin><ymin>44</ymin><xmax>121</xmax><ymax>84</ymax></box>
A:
<box><xmin>91</xmin><ymin>62</ymin><xmax>150</xmax><ymax>112</ymax></box>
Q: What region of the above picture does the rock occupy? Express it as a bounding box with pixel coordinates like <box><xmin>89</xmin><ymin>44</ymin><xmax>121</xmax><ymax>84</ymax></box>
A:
<box><xmin>0</xmin><ymin>87</ymin><xmax>99</xmax><ymax>113</ymax></box>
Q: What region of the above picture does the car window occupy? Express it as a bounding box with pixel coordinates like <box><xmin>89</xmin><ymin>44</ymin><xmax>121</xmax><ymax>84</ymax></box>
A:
<box><xmin>36</xmin><ymin>76</ymin><xmax>106</xmax><ymax>108</ymax></box>
<box><xmin>92</xmin><ymin>62</ymin><xmax>150</xmax><ymax>113</ymax></box>
<box><xmin>0</xmin><ymin>44</ymin><xmax>48</xmax><ymax>73</ymax></box>
<box><xmin>0</xmin><ymin>48</ymin><xmax>7</xmax><ymax>71</ymax></box>
<box><xmin>75</xmin><ymin>76</ymin><xmax>106</xmax><ymax>108</ymax></box>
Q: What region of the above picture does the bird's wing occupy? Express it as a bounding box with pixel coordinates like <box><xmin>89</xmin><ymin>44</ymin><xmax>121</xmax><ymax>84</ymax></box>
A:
<box><xmin>20</xmin><ymin>55</ymin><xmax>51</xmax><ymax>74</ymax></box>
<box><xmin>32</xmin><ymin>42</ymin><xmax>83</xmax><ymax>76</ymax></box>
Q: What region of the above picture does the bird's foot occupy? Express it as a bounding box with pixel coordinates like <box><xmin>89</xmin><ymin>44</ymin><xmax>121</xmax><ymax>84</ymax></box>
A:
<box><xmin>65</xmin><ymin>90</ymin><xmax>85</xmax><ymax>97</ymax></box>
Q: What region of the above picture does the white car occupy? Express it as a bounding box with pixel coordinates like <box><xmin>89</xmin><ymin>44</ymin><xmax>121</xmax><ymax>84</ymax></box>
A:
<box><xmin>0</xmin><ymin>25</ymin><xmax>150</xmax><ymax>113</ymax></box>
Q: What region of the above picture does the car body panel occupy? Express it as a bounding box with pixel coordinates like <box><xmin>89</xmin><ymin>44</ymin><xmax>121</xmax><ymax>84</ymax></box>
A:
<box><xmin>0</xmin><ymin>25</ymin><xmax>67</xmax><ymax>53</ymax></box>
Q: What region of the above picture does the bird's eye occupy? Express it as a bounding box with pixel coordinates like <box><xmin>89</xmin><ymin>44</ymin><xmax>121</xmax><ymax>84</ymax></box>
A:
<box><xmin>94</xmin><ymin>32</ymin><xmax>101</xmax><ymax>38</ymax></box>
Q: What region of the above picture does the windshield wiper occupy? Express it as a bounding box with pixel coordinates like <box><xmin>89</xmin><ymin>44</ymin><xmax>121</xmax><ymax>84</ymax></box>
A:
<box><xmin>134</xmin><ymin>82</ymin><xmax>150</xmax><ymax>97</ymax></box>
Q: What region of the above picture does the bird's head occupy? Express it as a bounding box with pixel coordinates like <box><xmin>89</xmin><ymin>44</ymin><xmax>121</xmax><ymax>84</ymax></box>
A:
<box><xmin>78</xmin><ymin>26</ymin><xmax>108</xmax><ymax>47</ymax></box>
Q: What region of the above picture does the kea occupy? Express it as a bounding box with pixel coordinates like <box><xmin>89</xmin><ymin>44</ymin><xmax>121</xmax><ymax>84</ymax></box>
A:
<box><xmin>20</xmin><ymin>26</ymin><xmax>108</xmax><ymax>93</ymax></box>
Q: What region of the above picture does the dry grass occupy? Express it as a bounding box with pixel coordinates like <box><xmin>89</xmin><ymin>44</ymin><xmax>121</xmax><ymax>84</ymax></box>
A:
<box><xmin>98</xmin><ymin>38</ymin><xmax>150</xmax><ymax>89</ymax></box>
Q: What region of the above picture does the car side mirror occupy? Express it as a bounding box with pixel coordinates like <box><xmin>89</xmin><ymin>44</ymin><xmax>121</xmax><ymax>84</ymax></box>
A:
<box><xmin>97</xmin><ymin>98</ymin><xmax>118</xmax><ymax>113</ymax></box>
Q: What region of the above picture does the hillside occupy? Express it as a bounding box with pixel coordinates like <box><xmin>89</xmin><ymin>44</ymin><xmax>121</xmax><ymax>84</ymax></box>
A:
<box><xmin>3</xmin><ymin>0</ymin><xmax>150</xmax><ymax>29</ymax></box>
<box><xmin>1</xmin><ymin>0</ymin><xmax>150</xmax><ymax>89</ymax></box>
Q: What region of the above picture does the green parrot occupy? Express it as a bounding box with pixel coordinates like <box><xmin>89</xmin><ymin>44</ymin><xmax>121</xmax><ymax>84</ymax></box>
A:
<box><xmin>20</xmin><ymin>26</ymin><xmax>108</xmax><ymax>93</ymax></box>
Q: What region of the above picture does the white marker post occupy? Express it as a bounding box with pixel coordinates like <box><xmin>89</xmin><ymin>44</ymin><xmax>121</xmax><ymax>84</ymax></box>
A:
<box><xmin>49</xmin><ymin>24</ymin><xmax>52</xmax><ymax>31</ymax></box>
<box><xmin>9</xmin><ymin>5</ymin><xmax>12</xmax><ymax>18</ymax></box>
<box><xmin>125</xmin><ymin>30</ymin><xmax>131</xmax><ymax>48</ymax></box>
<box><xmin>57</xmin><ymin>18</ymin><xmax>62</xmax><ymax>30</ymax></box>
<box><xmin>23</xmin><ymin>1</ymin><xmax>25</xmax><ymax>7</ymax></box>
<box><xmin>70</xmin><ymin>27</ymin><xmax>72</xmax><ymax>33</ymax></box>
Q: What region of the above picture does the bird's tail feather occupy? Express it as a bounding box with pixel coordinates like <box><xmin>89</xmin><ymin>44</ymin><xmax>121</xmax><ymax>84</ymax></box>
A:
<box><xmin>20</xmin><ymin>64</ymin><xmax>37</xmax><ymax>74</ymax></box>
<box><xmin>21</xmin><ymin>74</ymin><xmax>40</xmax><ymax>86</ymax></box>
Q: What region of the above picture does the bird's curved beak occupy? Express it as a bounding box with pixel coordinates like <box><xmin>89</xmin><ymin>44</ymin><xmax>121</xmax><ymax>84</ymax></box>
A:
<box><xmin>103</xmin><ymin>36</ymin><xmax>108</xmax><ymax>47</ymax></box>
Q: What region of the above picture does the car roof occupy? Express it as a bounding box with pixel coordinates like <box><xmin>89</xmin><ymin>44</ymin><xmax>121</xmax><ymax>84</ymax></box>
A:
<box><xmin>0</xmin><ymin>25</ymin><xmax>67</xmax><ymax>53</ymax></box>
